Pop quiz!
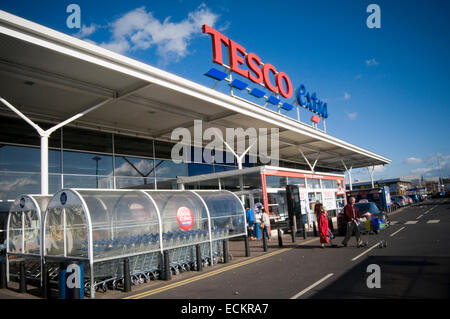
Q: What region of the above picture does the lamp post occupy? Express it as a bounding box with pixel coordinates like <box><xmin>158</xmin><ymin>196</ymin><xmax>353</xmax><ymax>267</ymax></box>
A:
<box><xmin>92</xmin><ymin>156</ymin><xmax>101</xmax><ymax>188</ymax></box>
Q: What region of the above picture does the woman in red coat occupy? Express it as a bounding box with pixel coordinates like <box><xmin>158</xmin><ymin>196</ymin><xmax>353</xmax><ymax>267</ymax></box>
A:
<box><xmin>315</xmin><ymin>202</ymin><xmax>330</xmax><ymax>248</ymax></box>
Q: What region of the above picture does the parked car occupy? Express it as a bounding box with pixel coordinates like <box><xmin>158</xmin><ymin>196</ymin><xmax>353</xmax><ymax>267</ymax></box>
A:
<box><xmin>406</xmin><ymin>194</ymin><xmax>419</xmax><ymax>203</ymax></box>
<box><xmin>391</xmin><ymin>195</ymin><xmax>406</xmax><ymax>208</ymax></box>
<box><xmin>405</xmin><ymin>196</ymin><xmax>413</xmax><ymax>204</ymax></box>
<box><xmin>337</xmin><ymin>201</ymin><xmax>389</xmax><ymax>236</ymax></box>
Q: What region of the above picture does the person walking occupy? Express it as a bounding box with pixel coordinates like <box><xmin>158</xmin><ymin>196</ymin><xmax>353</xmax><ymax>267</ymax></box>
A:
<box><xmin>316</xmin><ymin>202</ymin><xmax>331</xmax><ymax>248</ymax></box>
<box><xmin>254</xmin><ymin>208</ymin><xmax>262</xmax><ymax>239</ymax></box>
<box><xmin>342</xmin><ymin>197</ymin><xmax>364</xmax><ymax>247</ymax></box>
<box><xmin>261</xmin><ymin>208</ymin><xmax>271</xmax><ymax>240</ymax></box>
<box><xmin>245</xmin><ymin>206</ymin><xmax>256</xmax><ymax>240</ymax></box>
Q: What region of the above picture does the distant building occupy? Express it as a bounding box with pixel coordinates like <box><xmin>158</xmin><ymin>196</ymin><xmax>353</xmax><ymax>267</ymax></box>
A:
<box><xmin>346</xmin><ymin>178</ymin><xmax>412</xmax><ymax>195</ymax></box>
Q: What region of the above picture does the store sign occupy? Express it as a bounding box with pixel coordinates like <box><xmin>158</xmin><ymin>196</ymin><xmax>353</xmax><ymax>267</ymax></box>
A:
<box><xmin>176</xmin><ymin>206</ymin><xmax>194</xmax><ymax>231</ymax></box>
<box><xmin>202</xmin><ymin>25</ymin><xmax>328</xmax><ymax>119</ymax></box>
<box><xmin>323</xmin><ymin>191</ymin><xmax>337</xmax><ymax>210</ymax></box>
<box><xmin>336</xmin><ymin>185</ymin><xmax>345</xmax><ymax>195</ymax></box>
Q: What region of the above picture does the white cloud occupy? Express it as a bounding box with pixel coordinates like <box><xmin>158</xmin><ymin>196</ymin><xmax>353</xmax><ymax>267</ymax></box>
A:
<box><xmin>0</xmin><ymin>177</ymin><xmax>37</xmax><ymax>192</ymax></box>
<box><xmin>427</xmin><ymin>153</ymin><xmax>450</xmax><ymax>163</ymax></box>
<box><xmin>74</xmin><ymin>23</ymin><xmax>98</xmax><ymax>38</ymax></box>
<box><xmin>218</xmin><ymin>21</ymin><xmax>231</xmax><ymax>32</ymax></box>
<box><xmin>329</xmin><ymin>92</ymin><xmax>351</xmax><ymax>102</ymax></box>
<box><xmin>366</xmin><ymin>58</ymin><xmax>379</xmax><ymax>66</ymax></box>
<box><xmin>100</xmin><ymin>39</ymin><xmax>130</xmax><ymax>54</ymax></box>
<box><xmin>404</xmin><ymin>157</ymin><xmax>423</xmax><ymax>165</ymax></box>
<box><xmin>114</xmin><ymin>159</ymin><xmax>154</xmax><ymax>177</ymax></box>
<box><xmin>373</xmin><ymin>165</ymin><xmax>386</xmax><ymax>173</ymax></box>
<box><xmin>347</xmin><ymin>112</ymin><xmax>357</xmax><ymax>120</ymax></box>
<box><xmin>410</xmin><ymin>153</ymin><xmax>450</xmax><ymax>177</ymax></box>
<box><xmin>99</xmin><ymin>4</ymin><xmax>219</xmax><ymax>64</ymax></box>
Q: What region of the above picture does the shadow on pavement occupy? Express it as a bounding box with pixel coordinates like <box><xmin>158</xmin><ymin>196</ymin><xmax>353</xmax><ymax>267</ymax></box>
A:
<box><xmin>309</xmin><ymin>256</ymin><xmax>450</xmax><ymax>299</ymax></box>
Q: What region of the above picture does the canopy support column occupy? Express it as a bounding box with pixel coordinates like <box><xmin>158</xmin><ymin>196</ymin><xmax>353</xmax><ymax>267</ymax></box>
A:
<box><xmin>367</xmin><ymin>166</ymin><xmax>375</xmax><ymax>188</ymax></box>
<box><xmin>40</xmin><ymin>135</ymin><xmax>49</xmax><ymax>195</ymax></box>
<box><xmin>298</xmin><ymin>147</ymin><xmax>320</xmax><ymax>173</ymax></box>
<box><xmin>341</xmin><ymin>159</ymin><xmax>353</xmax><ymax>191</ymax></box>
<box><xmin>214</xmin><ymin>128</ymin><xmax>257</xmax><ymax>204</ymax></box>
<box><xmin>0</xmin><ymin>96</ymin><xmax>112</xmax><ymax>194</ymax></box>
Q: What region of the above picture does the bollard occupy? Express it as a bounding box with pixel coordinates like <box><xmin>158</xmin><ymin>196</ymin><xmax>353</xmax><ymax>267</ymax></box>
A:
<box><xmin>163</xmin><ymin>251</ymin><xmax>171</xmax><ymax>281</ymax></box>
<box><xmin>244</xmin><ymin>235</ymin><xmax>250</xmax><ymax>257</ymax></box>
<box><xmin>0</xmin><ymin>257</ymin><xmax>6</xmax><ymax>289</ymax></box>
<box><xmin>123</xmin><ymin>258</ymin><xmax>131</xmax><ymax>292</ymax></box>
<box><xmin>262</xmin><ymin>229</ymin><xmax>268</xmax><ymax>252</ymax></box>
<box><xmin>291</xmin><ymin>216</ymin><xmax>297</xmax><ymax>243</ymax></box>
<box><xmin>313</xmin><ymin>221</ymin><xmax>318</xmax><ymax>237</ymax></box>
<box><xmin>19</xmin><ymin>261</ymin><xmax>26</xmax><ymax>293</ymax></box>
<box><xmin>195</xmin><ymin>244</ymin><xmax>203</xmax><ymax>271</ymax></box>
<box><xmin>58</xmin><ymin>262</ymin><xmax>67</xmax><ymax>299</ymax></box>
<box><xmin>277</xmin><ymin>228</ymin><xmax>283</xmax><ymax>248</ymax></box>
<box><xmin>223</xmin><ymin>239</ymin><xmax>229</xmax><ymax>264</ymax></box>
<box><xmin>41</xmin><ymin>263</ymin><xmax>49</xmax><ymax>298</ymax></box>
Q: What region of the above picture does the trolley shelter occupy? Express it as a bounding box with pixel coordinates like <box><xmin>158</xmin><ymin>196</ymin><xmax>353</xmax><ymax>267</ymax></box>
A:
<box><xmin>6</xmin><ymin>194</ymin><xmax>52</xmax><ymax>284</ymax></box>
<box><xmin>6</xmin><ymin>189</ymin><xmax>246</xmax><ymax>298</ymax></box>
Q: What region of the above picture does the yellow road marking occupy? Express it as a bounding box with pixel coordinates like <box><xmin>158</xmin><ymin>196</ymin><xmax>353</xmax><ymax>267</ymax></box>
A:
<box><xmin>124</xmin><ymin>237</ymin><xmax>319</xmax><ymax>299</ymax></box>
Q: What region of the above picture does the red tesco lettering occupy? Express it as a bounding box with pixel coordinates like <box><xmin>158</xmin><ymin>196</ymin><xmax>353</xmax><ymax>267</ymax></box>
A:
<box><xmin>202</xmin><ymin>24</ymin><xmax>293</xmax><ymax>99</ymax></box>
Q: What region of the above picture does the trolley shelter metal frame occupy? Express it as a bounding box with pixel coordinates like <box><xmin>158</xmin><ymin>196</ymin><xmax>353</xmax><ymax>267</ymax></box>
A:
<box><xmin>41</xmin><ymin>189</ymin><xmax>246</xmax><ymax>298</ymax></box>
<box><xmin>6</xmin><ymin>194</ymin><xmax>52</xmax><ymax>283</ymax></box>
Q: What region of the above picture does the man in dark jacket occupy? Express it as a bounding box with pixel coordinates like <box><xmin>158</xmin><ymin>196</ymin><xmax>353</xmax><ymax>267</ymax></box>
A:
<box><xmin>342</xmin><ymin>196</ymin><xmax>364</xmax><ymax>247</ymax></box>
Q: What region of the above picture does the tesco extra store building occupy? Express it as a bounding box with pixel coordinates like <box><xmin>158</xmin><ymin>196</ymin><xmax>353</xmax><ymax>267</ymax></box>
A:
<box><xmin>0</xmin><ymin>11</ymin><xmax>390</xmax><ymax>227</ymax></box>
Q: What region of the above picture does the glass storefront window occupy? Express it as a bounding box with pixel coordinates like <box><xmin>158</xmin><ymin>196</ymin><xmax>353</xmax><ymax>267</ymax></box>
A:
<box><xmin>114</xmin><ymin>134</ymin><xmax>153</xmax><ymax>158</ymax></box>
<box><xmin>115</xmin><ymin>156</ymin><xmax>154</xmax><ymax>178</ymax></box>
<box><xmin>116</xmin><ymin>176</ymin><xmax>155</xmax><ymax>189</ymax></box>
<box><xmin>63</xmin><ymin>151</ymin><xmax>113</xmax><ymax>176</ymax></box>
<box><xmin>0</xmin><ymin>172</ymin><xmax>40</xmax><ymax>201</ymax></box>
<box><xmin>63</xmin><ymin>175</ymin><xmax>114</xmax><ymax>189</ymax></box>
<box><xmin>323</xmin><ymin>179</ymin><xmax>338</xmax><ymax>189</ymax></box>
<box><xmin>308</xmin><ymin>192</ymin><xmax>323</xmax><ymax>215</ymax></box>
<box><xmin>214</xmin><ymin>165</ymin><xmax>236</xmax><ymax>173</ymax></box>
<box><xmin>187</xmin><ymin>163</ymin><xmax>213</xmax><ymax>176</ymax></box>
<box><xmin>63</xmin><ymin>127</ymin><xmax>112</xmax><ymax>153</ymax></box>
<box><xmin>287</xmin><ymin>177</ymin><xmax>306</xmax><ymax>187</ymax></box>
<box><xmin>306</xmin><ymin>178</ymin><xmax>321</xmax><ymax>189</ymax></box>
<box><xmin>0</xmin><ymin>144</ymin><xmax>60</xmax><ymax>173</ymax></box>
<box><xmin>266</xmin><ymin>175</ymin><xmax>287</xmax><ymax>188</ymax></box>
<box><xmin>157</xmin><ymin>160</ymin><xmax>187</xmax><ymax>179</ymax></box>
<box><xmin>154</xmin><ymin>140</ymin><xmax>175</xmax><ymax>159</ymax></box>
<box><xmin>0</xmin><ymin>116</ymin><xmax>60</xmax><ymax>147</ymax></box>
<box><xmin>220</xmin><ymin>175</ymin><xmax>242</xmax><ymax>191</ymax></box>
<box><xmin>243</xmin><ymin>172</ymin><xmax>263</xmax><ymax>190</ymax></box>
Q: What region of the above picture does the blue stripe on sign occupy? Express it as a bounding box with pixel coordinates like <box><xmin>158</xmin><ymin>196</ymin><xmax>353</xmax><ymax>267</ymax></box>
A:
<box><xmin>204</xmin><ymin>68</ymin><xmax>227</xmax><ymax>81</ymax></box>
<box><xmin>249</xmin><ymin>88</ymin><xmax>265</xmax><ymax>98</ymax></box>
<box><xmin>267</xmin><ymin>96</ymin><xmax>280</xmax><ymax>105</ymax></box>
<box><xmin>281</xmin><ymin>102</ymin><xmax>293</xmax><ymax>111</ymax></box>
<box><xmin>230</xmin><ymin>79</ymin><xmax>248</xmax><ymax>90</ymax></box>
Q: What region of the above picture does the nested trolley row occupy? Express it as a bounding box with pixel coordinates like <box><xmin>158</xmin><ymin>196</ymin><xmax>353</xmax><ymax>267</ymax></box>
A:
<box><xmin>6</xmin><ymin>189</ymin><xmax>246</xmax><ymax>298</ymax></box>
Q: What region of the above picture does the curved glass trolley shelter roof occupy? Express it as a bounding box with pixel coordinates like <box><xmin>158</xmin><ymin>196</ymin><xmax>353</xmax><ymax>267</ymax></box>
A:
<box><xmin>43</xmin><ymin>189</ymin><xmax>246</xmax><ymax>262</ymax></box>
<box><xmin>7</xmin><ymin>194</ymin><xmax>52</xmax><ymax>256</ymax></box>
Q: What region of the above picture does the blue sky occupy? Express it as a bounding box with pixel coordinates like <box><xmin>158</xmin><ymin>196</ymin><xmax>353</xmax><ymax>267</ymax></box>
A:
<box><xmin>1</xmin><ymin>0</ymin><xmax>449</xmax><ymax>182</ymax></box>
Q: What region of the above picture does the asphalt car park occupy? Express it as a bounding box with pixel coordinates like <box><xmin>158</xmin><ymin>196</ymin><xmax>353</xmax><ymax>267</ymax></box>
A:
<box><xmin>114</xmin><ymin>198</ymin><xmax>450</xmax><ymax>299</ymax></box>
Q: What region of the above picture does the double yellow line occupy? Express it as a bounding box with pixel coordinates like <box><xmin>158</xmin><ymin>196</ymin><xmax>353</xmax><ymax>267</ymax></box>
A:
<box><xmin>124</xmin><ymin>238</ymin><xmax>318</xmax><ymax>299</ymax></box>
